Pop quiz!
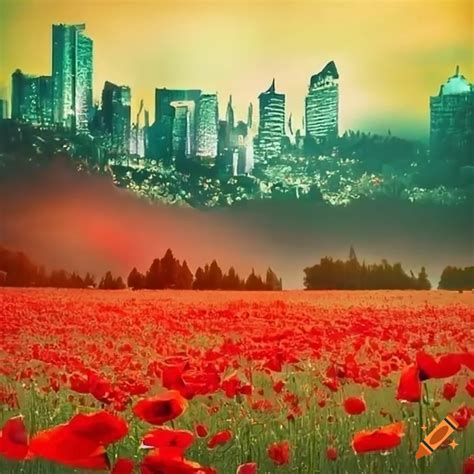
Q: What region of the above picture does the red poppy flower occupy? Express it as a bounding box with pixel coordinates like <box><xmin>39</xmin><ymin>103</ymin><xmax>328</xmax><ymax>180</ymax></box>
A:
<box><xmin>195</xmin><ymin>424</ymin><xmax>208</xmax><ymax>438</ymax></box>
<box><xmin>326</xmin><ymin>446</ymin><xmax>337</xmax><ymax>461</ymax></box>
<box><xmin>236</xmin><ymin>462</ymin><xmax>257</xmax><ymax>474</ymax></box>
<box><xmin>61</xmin><ymin>447</ymin><xmax>110</xmax><ymax>471</ymax></box>
<box><xmin>30</xmin><ymin>410</ymin><xmax>126</xmax><ymax>469</ymax></box>
<box><xmin>459</xmin><ymin>353</ymin><xmax>474</xmax><ymax>372</ymax></box>
<box><xmin>141</xmin><ymin>453</ymin><xmax>217</xmax><ymax>474</ymax></box>
<box><xmin>352</xmin><ymin>421</ymin><xmax>404</xmax><ymax>454</ymax></box>
<box><xmin>464</xmin><ymin>455</ymin><xmax>474</xmax><ymax>474</ymax></box>
<box><xmin>466</xmin><ymin>380</ymin><xmax>474</xmax><ymax>398</ymax></box>
<box><xmin>267</xmin><ymin>441</ymin><xmax>290</xmax><ymax>465</ymax></box>
<box><xmin>396</xmin><ymin>365</ymin><xmax>421</xmax><ymax>402</ymax></box>
<box><xmin>343</xmin><ymin>397</ymin><xmax>366</xmax><ymax>415</ymax></box>
<box><xmin>451</xmin><ymin>405</ymin><xmax>472</xmax><ymax>429</ymax></box>
<box><xmin>207</xmin><ymin>430</ymin><xmax>232</xmax><ymax>449</ymax></box>
<box><xmin>416</xmin><ymin>352</ymin><xmax>461</xmax><ymax>380</ymax></box>
<box><xmin>221</xmin><ymin>373</ymin><xmax>241</xmax><ymax>398</ymax></box>
<box><xmin>143</xmin><ymin>427</ymin><xmax>194</xmax><ymax>456</ymax></box>
<box><xmin>442</xmin><ymin>382</ymin><xmax>457</xmax><ymax>402</ymax></box>
<box><xmin>69</xmin><ymin>372</ymin><xmax>90</xmax><ymax>394</ymax></box>
<box><xmin>68</xmin><ymin>411</ymin><xmax>128</xmax><ymax>445</ymax></box>
<box><xmin>30</xmin><ymin>424</ymin><xmax>99</xmax><ymax>464</ymax></box>
<box><xmin>0</xmin><ymin>415</ymin><xmax>29</xmax><ymax>460</ymax></box>
<box><xmin>273</xmin><ymin>380</ymin><xmax>285</xmax><ymax>394</ymax></box>
<box><xmin>30</xmin><ymin>423</ymin><xmax>111</xmax><ymax>470</ymax></box>
<box><xmin>133</xmin><ymin>390</ymin><xmax>188</xmax><ymax>425</ymax></box>
<box><xmin>322</xmin><ymin>378</ymin><xmax>340</xmax><ymax>392</ymax></box>
<box><xmin>112</xmin><ymin>458</ymin><xmax>135</xmax><ymax>474</ymax></box>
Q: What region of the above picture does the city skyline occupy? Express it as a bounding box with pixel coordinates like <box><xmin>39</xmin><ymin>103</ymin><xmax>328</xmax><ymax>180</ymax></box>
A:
<box><xmin>1</xmin><ymin>0</ymin><xmax>472</xmax><ymax>141</ymax></box>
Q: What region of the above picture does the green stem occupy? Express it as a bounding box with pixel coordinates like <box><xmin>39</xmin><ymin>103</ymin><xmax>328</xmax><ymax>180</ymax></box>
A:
<box><xmin>418</xmin><ymin>398</ymin><xmax>425</xmax><ymax>474</ymax></box>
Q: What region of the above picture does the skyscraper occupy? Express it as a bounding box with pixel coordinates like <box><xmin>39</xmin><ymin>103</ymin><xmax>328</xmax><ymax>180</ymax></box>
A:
<box><xmin>305</xmin><ymin>61</ymin><xmax>339</xmax><ymax>142</ymax></box>
<box><xmin>101</xmin><ymin>81</ymin><xmax>131</xmax><ymax>154</ymax></box>
<box><xmin>256</xmin><ymin>79</ymin><xmax>285</xmax><ymax>161</ymax></box>
<box><xmin>196</xmin><ymin>94</ymin><xmax>219</xmax><ymax>158</ymax></box>
<box><xmin>11</xmin><ymin>69</ymin><xmax>52</xmax><ymax>126</ymax></box>
<box><xmin>172</xmin><ymin>102</ymin><xmax>194</xmax><ymax>159</ymax></box>
<box><xmin>0</xmin><ymin>99</ymin><xmax>8</xmax><ymax>119</ymax></box>
<box><xmin>225</xmin><ymin>95</ymin><xmax>235</xmax><ymax>148</ymax></box>
<box><xmin>152</xmin><ymin>88</ymin><xmax>201</xmax><ymax>160</ymax></box>
<box><xmin>130</xmin><ymin>100</ymin><xmax>146</xmax><ymax>158</ymax></box>
<box><xmin>52</xmin><ymin>23</ymin><xmax>93</xmax><ymax>133</ymax></box>
<box><xmin>233</xmin><ymin>121</ymin><xmax>254</xmax><ymax>175</ymax></box>
<box><xmin>430</xmin><ymin>66</ymin><xmax>473</xmax><ymax>165</ymax></box>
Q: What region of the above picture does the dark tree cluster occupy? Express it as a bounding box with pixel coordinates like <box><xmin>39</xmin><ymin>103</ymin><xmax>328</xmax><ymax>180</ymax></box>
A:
<box><xmin>0</xmin><ymin>246</ymin><xmax>96</xmax><ymax>288</ymax></box>
<box><xmin>0</xmin><ymin>245</ymin><xmax>130</xmax><ymax>289</ymax></box>
<box><xmin>303</xmin><ymin>247</ymin><xmax>431</xmax><ymax>290</ymax></box>
<box><xmin>438</xmin><ymin>266</ymin><xmax>474</xmax><ymax>291</ymax></box>
<box><xmin>127</xmin><ymin>249</ymin><xmax>282</xmax><ymax>291</ymax></box>
<box><xmin>98</xmin><ymin>271</ymin><xmax>126</xmax><ymax>290</ymax></box>
<box><xmin>127</xmin><ymin>249</ymin><xmax>194</xmax><ymax>290</ymax></box>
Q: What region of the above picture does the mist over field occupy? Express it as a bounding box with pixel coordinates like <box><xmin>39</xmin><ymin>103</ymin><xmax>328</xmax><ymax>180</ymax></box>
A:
<box><xmin>1</xmin><ymin>162</ymin><xmax>472</xmax><ymax>288</ymax></box>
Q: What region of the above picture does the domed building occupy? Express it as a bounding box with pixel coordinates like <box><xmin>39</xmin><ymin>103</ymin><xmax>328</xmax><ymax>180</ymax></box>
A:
<box><xmin>430</xmin><ymin>66</ymin><xmax>473</xmax><ymax>165</ymax></box>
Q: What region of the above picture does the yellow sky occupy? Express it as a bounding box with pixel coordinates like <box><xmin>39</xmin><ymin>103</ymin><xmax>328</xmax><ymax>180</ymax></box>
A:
<box><xmin>0</xmin><ymin>0</ymin><xmax>472</xmax><ymax>139</ymax></box>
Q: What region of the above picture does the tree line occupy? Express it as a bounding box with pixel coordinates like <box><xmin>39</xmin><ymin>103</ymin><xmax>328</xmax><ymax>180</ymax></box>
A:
<box><xmin>303</xmin><ymin>247</ymin><xmax>432</xmax><ymax>290</ymax></box>
<box><xmin>0</xmin><ymin>246</ymin><xmax>282</xmax><ymax>291</ymax></box>
<box><xmin>127</xmin><ymin>249</ymin><xmax>282</xmax><ymax>291</ymax></box>
<box><xmin>2</xmin><ymin>244</ymin><xmax>472</xmax><ymax>291</ymax></box>
<box><xmin>438</xmin><ymin>266</ymin><xmax>474</xmax><ymax>291</ymax></box>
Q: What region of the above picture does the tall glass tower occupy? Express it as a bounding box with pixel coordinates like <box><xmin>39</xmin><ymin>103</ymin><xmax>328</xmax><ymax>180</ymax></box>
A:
<box><xmin>11</xmin><ymin>69</ymin><xmax>52</xmax><ymax>126</ymax></box>
<box><xmin>52</xmin><ymin>24</ymin><xmax>93</xmax><ymax>133</ymax></box>
<box><xmin>430</xmin><ymin>66</ymin><xmax>473</xmax><ymax>166</ymax></box>
<box><xmin>101</xmin><ymin>81</ymin><xmax>132</xmax><ymax>154</ymax></box>
<box><xmin>196</xmin><ymin>94</ymin><xmax>219</xmax><ymax>158</ymax></box>
<box><xmin>305</xmin><ymin>61</ymin><xmax>339</xmax><ymax>142</ymax></box>
<box><xmin>256</xmin><ymin>79</ymin><xmax>285</xmax><ymax>162</ymax></box>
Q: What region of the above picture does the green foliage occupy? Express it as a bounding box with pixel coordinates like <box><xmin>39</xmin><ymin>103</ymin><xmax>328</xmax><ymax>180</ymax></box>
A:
<box><xmin>438</xmin><ymin>265</ymin><xmax>474</xmax><ymax>290</ymax></box>
<box><xmin>304</xmin><ymin>248</ymin><xmax>431</xmax><ymax>290</ymax></box>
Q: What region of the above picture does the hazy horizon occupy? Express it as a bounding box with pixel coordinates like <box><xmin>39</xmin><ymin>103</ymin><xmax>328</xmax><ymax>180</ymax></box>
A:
<box><xmin>1</xmin><ymin>162</ymin><xmax>472</xmax><ymax>289</ymax></box>
<box><xmin>1</xmin><ymin>0</ymin><xmax>473</xmax><ymax>142</ymax></box>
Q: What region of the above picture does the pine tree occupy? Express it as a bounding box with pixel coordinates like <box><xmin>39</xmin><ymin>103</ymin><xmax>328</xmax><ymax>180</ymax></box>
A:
<box><xmin>265</xmin><ymin>267</ymin><xmax>281</xmax><ymax>290</ymax></box>
<box><xmin>161</xmin><ymin>249</ymin><xmax>179</xmax><ymax>288</ymax></box>
<box><xmin>349</xmin><ymin>245</ymin><xmax>358</xmax><ymax>262</ymax></box>
<box><xmin>193</xmin><ymin>267</ymin><xmax>205</xmax><ymax>290</ymax></box>
<box><xmin>222</xmin><ymin>267</ymin><xmax>242</xmax><ymax>290</ymax></box>
<box><xmin>417</xmin><ymin>267</ymin><xmax>431</xmax><ymax>290</ymax></box>
<box><xmin>128</xmin><ymin>267</ymin><xmax>145</xmax><ymax>289</ymax></box>
<box><xmin>146</xmin><ymin>258</ymin><xmax>163</xmax><ymax>289</ymax></box>
<box><xmin>84</xmin><ymin>272</ymin><xmax>95</xmax><ymax>288</ymax></box>
<box><xmin>176</xmin><ymin>260</ymin><xmax>193</xmax><ymax>289</ymax></box>
<box><xmin>208</xmin><ymin>260</ymin><xmax>223</xmax><ymax>290</ymax></box>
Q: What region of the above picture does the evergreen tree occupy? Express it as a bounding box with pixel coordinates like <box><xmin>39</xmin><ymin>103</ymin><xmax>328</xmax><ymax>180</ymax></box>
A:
<box><xmin>417</xmin><ymin>267</ymin><xmax>431</xmax><ymax>290</ymax></box>
<box><xmin>193</xmin><ymin>267</ymin><xmax>205</xmax><ymax>290</ymax></box>
<box><xmin>208</xmin><ymin>260</ymin><xmax>223</xmax><ymax>289</ymax></box>
<box><xmin>265</xmin><ymin>267</ymin><xmax>282</xmax><ymax>290</ymax></box>
<box><xmin>349</xmin><ymin>245</ymin><xmax>358</xmax><ymax>262</ymax></box>
<box><xmin>99</xmin><ymin>271</ymin><xmax>115</xmax><ymax>289</ymax></box>
<box><xmin>115</xmin><ymin>276</ymin><xmax>126</xmax><ymax>290</ymax></box>
<box><xmin>84</xmin><ymin>272</ymin><xmax>95</xmax><ymax>288</ymax></box>
<box><xmin>99</xmin><ymin>271</ymin><xmax>125</xmax><ymax>289</ymax></box>
<box><xmin>176</xmin><ymin>260</ymin><xmax>193</xmax><ymax>289</ymax></box>
<box><xmin>245</xmin><ymin>269</ymin><xmax>265</xmax><ymax>291</ymax></box>
<box><xmin>146</xmin><ymin>258</ymin><xmax>163</xmax><ymax>289</ymax></box>
<box><xmin>161</xmin><ymin>249</ymin><xmax>179</xmax><ymax>288</ymax></box>
<box><xmin>128</xmin><ymin>267</ymin><xmax>145</xmax><ymax>289</ymax></box>
<box><xmin>222</xmin><ymin>267</ymin><xmax>242</xmax><ymax>290</ymax></box>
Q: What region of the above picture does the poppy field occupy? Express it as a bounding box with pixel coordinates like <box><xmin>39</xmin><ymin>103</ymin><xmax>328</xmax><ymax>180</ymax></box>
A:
<box><xmin>0</xmin><ymin>288</ymin><xmax>473</xmax><ymax>473</ymax></box>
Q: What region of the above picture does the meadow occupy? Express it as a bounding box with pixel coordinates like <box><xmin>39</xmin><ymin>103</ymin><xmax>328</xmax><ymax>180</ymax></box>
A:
<box><xmin>0</xmin><ymin>288</ymin><xmax>473</xmax><ymax>473</ymax></box>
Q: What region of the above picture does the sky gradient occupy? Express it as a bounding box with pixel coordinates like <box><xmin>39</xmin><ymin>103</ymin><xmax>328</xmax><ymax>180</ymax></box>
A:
<box><xmin>1</xmin><ymin>0</ymin><xmax>473</xmax><ymax>140</ymax></box>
